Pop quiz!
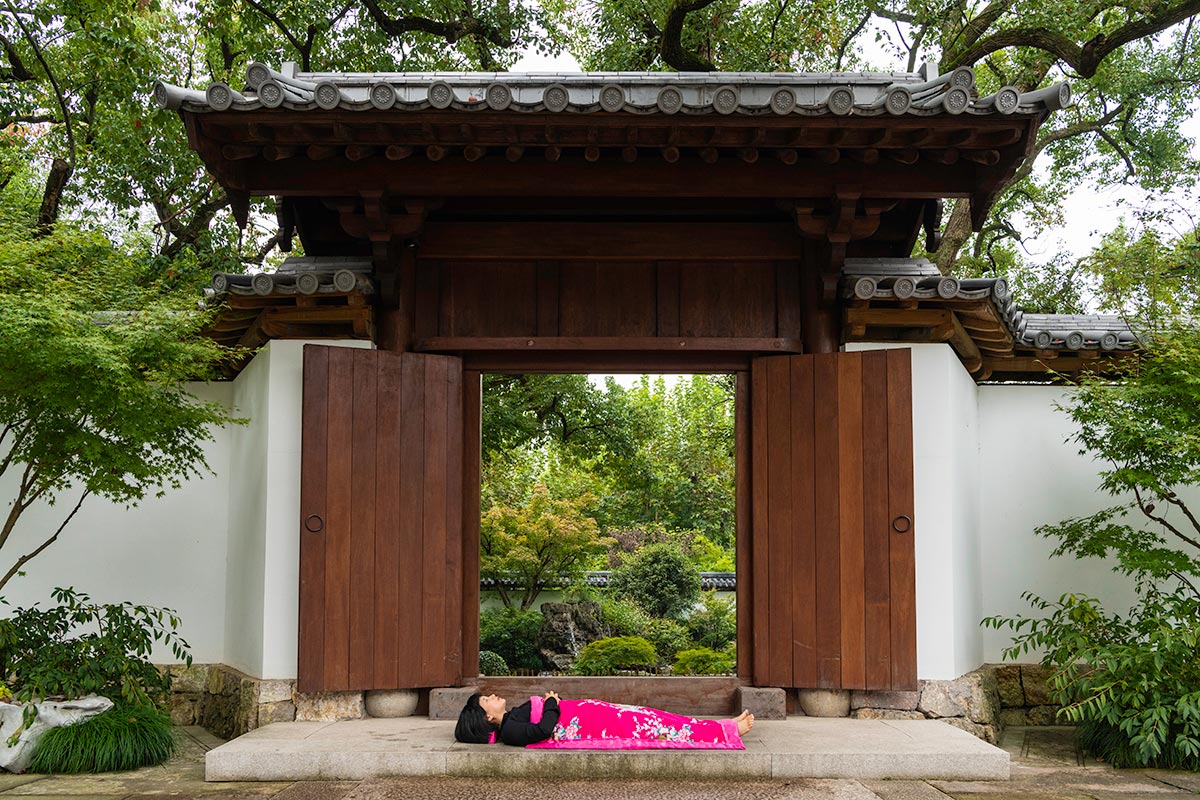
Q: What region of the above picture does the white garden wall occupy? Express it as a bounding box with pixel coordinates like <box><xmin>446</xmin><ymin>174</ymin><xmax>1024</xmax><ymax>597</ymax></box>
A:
<box><xmin>3</xmin><ymin>338</ymin><xmax>1192</xmax><ymax>683</ymax></box>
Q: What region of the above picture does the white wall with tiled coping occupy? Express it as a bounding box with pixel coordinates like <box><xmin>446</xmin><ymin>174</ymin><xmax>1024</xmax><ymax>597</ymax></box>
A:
<box><xmin>2</xmin><ymin>340</ymin><xmax>1194</xmax><ymax>682</ymax></box>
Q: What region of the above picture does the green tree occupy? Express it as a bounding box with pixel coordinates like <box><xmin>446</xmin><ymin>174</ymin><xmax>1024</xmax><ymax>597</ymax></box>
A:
<box><xmin>480</xmin><ymin>484</ymin><xmax>615</xmax><ymax>610</ymax></box>
<box><xmin>983</xmin><ymin>328</ymin><xmax>1200</xmax><ymax>768</ymax></box>
<box><xmin>609</xmin><ymin>542</ymin><xmax>701</xmax><ymax>619</ymax></box>
<box><xmin>0</xmin><ymin>186</ymin><xmax>239</xmax><ymax>591</ymax></box>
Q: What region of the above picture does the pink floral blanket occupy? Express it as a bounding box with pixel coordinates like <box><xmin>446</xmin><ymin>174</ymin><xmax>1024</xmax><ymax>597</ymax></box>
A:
<box><xmin>525</xmin><ymin>698</ymin><xmax>744</xmax><ymax>750</ymax></box>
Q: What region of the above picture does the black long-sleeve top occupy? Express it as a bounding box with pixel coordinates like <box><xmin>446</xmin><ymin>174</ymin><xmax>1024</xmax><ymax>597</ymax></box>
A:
<box><xmin>499</xmin><ymin>696</ymin><xmax>560</xmax><ymax>746</ymax></box>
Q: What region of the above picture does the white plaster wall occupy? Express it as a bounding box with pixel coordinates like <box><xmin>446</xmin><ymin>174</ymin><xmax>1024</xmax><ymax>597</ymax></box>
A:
<box><xmin>975</xmin><ymin>386</ymin><xmax>1200</xmax><ymax>663</ymax></box>
<box><xmin>0</xmin><ymin>381</ymin><xmax>234</xmax><ymax>665</ymax></box>
<box><xmin>846</xmin><ymin>343</ymin><xmax>982</xmax><ymax>680</ymax></box>
<box><xmin>223</xmin><ymin>339</ymin><xmax>373</xmax><ymax>680</ymax></box>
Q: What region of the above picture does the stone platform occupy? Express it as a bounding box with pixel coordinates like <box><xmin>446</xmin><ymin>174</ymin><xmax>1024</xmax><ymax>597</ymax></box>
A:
<box><xmin>205</xmin><ymin>717</ymin><xmax>1009</xmax><ymax>782</ymax></box>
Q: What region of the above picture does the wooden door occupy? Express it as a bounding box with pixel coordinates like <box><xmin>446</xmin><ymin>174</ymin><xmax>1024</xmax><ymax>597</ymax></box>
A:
<box><xmin>750</xmin><ymin>350</ymin><xmax>916</xmax><ymax>691</ymax></box>
<box><xmin>298</xmin><ymin>345</ymin><xmax>464</xmax><ymax>692</ymax></box>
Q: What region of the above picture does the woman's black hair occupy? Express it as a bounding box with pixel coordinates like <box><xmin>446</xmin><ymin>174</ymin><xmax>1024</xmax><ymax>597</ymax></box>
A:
<box><xmin>455</xmin><ymin>693</ymin><xmax>499</xmax><ymax>744</ymax></box>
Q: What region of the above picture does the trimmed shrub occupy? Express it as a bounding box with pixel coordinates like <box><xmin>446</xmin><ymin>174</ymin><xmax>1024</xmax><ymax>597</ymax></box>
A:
<box><xmin>573</xmin><ymin>636</ymin><xmax>657</xmax><ymax>676</ymax></box>
<box><xmin>478</xmin><ymin>650</ymin><xmax>510</xmax><ymax>676</ymax></box>
<box><xmin>28</xmin><ymin>702</ymin><xmax>175</xmax><ymax>773</ymax></box>
<box><xmin>599</xmin><ymin>596</ymin><xmax>650</xmax><ymax>637</ymax></box>
<box><xmin>684</xmin><ymin>591</ymin><xmax>737</xmax><ymax>651</ymax></box>
<box><xmin>673</xmin><ymin>647</ymin><xmax>736</xmax><ymax>676</ymax></box>
<box><xmin>608</xmin><ymin>543</ymin><xmax>701</xmax><ymax>620</ymax></box>
<box><xmin>479</xmin><ymin>607</ymin><xmax>545</xmax><ymax>672</ymax></box>
<box><xmin>642</xmin><ymin>618</ymin><xmax>690</xmax><ymax>664</ymax></box>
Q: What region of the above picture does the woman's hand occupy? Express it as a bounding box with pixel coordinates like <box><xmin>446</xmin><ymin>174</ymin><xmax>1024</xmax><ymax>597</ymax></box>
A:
<box><xmin>543</xmin><ymin>691</ymin><xmax>560</xmax><ymax>701</ymax></box>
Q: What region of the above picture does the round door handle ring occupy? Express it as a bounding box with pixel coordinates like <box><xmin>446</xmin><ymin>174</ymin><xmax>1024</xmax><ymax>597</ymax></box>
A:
<box><xmin>892</xmin><ymin>515</ymin><xmax>912</xmax><ymax>534</ymax></box>
<box><xmin>304</xmin><ymin>514</ymin><xmax>325</xmax><ymax>533</ymax></box>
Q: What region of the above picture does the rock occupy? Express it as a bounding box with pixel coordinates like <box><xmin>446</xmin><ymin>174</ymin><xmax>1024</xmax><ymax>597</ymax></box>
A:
<box><xmin>429</xmin><ymin>687</ymin><xmax>479</xmax><ymax>721</ymax></box>
<box><xmin>365</xmin><ymin>689</ymin><xmax>419</xmax><ymax>718</ymax></box>
<box><xmin>257</xmin><ymin>679</ymin><xmax>295</xmax><ymax>705</ymax></box>
<box><xmin>168</xmin><ymin>664</ymin><xmax>210</xmax><ymax>694</ymax></box>
<box><xmin>1027</xmin><ymin>704</ymin><xmax>1061</xmax><ymax>726</ymax></box>
<box><xmin>201</xmin><ymin>693</ymin><xmax>240</xmax><ymax>739</ymax></box>
<box><xmin>169</xmin><ymin>693</ymin><xmax>201</xmax><ymax>726</ymax></box>
<box><xmin>999</xmin><ymin>708</ymin><xmax>1028</xmax><ymax>729</ymax></box>
<box><xmin>537</xmin><ymin>601</ymin><xmax>607</xmax><ymax>666</ymax></box>
<box><xmin>851</xmin><ymin>708</ymin><xmax>925</xmax><ymax>720</ymax></box>
<box><xmin>0</xmin><ymin>695</ymin><xmax>113</xmax><ymax>773</ymax></box>
<box><xmin>918</xmin><ymin>670</ymin><xmax>999</xmax><ymax>726</ymax></box>
<box><xmin>850</xmin><ymin>689</ymin><xmax>921</xmax><ymax>711</ymax></box>
<box><xmin>295</xmin><ymin>691</ymin><xmax>365</xmax><ymax>721</ymax></box>
<box><xmin>993</xmin><ymin>664</ymin><xmax>1024</xmax><ymax>708</ymax></box>
<box><xmin>550</xmin><ymin>654</ymin><xmax>574</xmax><ymax>672</ymax></box>
<box><xmin>735</xmin><ymin>687</ymin><xmax>786</xmax><ymax>720</ymax></box>
<box><xmin>1021</xmin><ymin>664</ymin><xmax>1055</xmax><ymax>706</ymax></box>
<box><xmin>940</xmin><ymin>716</ymin><xmax>998</xmax><ymax>744</ymax></box>
<box><xmin>797</xmin><ymin>689</ymin><xmax>850</xmax><ymax>717</ymax></box>
<box><xmin>206</xmin><ymin>665</ymin><xmax>241</xmax><ymax>696</ymax></box>
<box><xmin>257</xmin><ymin>700</ymin><xmax>297</xmax><ymax>726</ymax></box>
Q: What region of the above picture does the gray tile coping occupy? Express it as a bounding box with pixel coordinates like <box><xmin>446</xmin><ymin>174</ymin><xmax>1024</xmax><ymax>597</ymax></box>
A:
<box><xmin>204</xmin><ymin>717</ymin><xmax>1009</xmax><ymax>782</ymax></box>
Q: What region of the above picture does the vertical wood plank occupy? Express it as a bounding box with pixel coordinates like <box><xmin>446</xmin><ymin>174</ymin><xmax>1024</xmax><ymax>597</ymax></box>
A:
<box><xmin>397</xmin><ymin>355</ymin><xmax>425</xmax><ymax>685</ymax></box>
<box><xmin>813</xmin><ymin>353</ymin><xmax>842</xmax><ymax>688</ymax></box>
<box><xmin>837</xmin><ymin>353</ymin><xmax>866</xmax><ymax>690</ymax></box>
<box><xmin>750</xmin><ymin>359</ymin><xmax>771</xmax><ymax>685</ymax></box>
<box><xmin>415</xmin><ymin>259</ymin><xmax>439</xmax><ymax>339</ymax></box>
<box><xmin>789</xmin><ymin>356</ymin><xmax>817</xmax><ymax>687</ymax></box>
<box><xmin>462</xmin><ymin>370</ymin><xmax>483</xmax><ymax>679</ymax></box>
<box><xmin>887</xmin><ymin>349</ymin><xmax>918</xmax><ymax>690</ymax></box>
<box><xmin>735</xmin><ymin>371</ymin><xmax>751</xmax><ymax>680</ymax></box>
<box><xmin>775</xmin><ymin>262</ymin><xmax>802</xmax><ymax>340</ymax></box>
<box><xmin>860</xmin><ymin>351</ymin><xmax>892</xmax><ymax>689</ymax></box>
<box><xmin>348</xmin><ymin>350</ymin><xmax>377</xmax><ymax>688</ymax></box>
<box><xmin>422</xmin><ymin>356</ymin><xmax>449</xmax><ymax>685</ymax></box>
<box><xmin>656</xmin><ymin>262</ymin><xmax>681</xmax><ymax>337</ymax></box>
<box><xmin>443</xmin><ymin>359</ymin><xmax>464</xmax><ymax>683</ymax></box>
<box><xmin>765</xmin><ymin>357</ymin><xmax>793</xmax><ymax>686</ymax></box>
<box><xmin>536</xmin><ymin>262</ymin><xmax>560</xmax><ymax>336</ymax></box>
<box><xmin>298</xmin><ymin>346</ymin><xmax>328</xmax><ymax>692</ymax></box>
<box><xmin>373</xmin><ymin>351</ymin><xmax>402</xmax><ymax>688</ymax></box>
<box><xmin>323</xmin><ymin>348</ymin><xmax>354</xmax><ymax>691</ymax></box>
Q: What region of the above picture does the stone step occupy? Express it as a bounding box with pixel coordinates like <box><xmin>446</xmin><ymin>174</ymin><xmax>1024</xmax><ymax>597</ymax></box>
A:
<box><xmin>205</xmin><ymin>717</ymin><xmax>1009</xmax><ymax>782</ymax></box>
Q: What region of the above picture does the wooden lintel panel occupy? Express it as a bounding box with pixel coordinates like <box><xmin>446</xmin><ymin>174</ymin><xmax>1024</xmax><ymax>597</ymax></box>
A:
<box><xmin>419</xmin><ymin>222</ymin><xmax>804</xmax><ymax>260</ymax></box>
<box><xmin>235</xmin><ymin>153</ymin><xmax>980</xmax><ymax>199</ymax></box>
<box><xmin>416</xmin><ymin>336</ymin><xmax>802</xmax><ymax>353</ymax></box>
<box><xmin>844</xmin><ymin>307</ymin><xmax>953</xmax><ymax>328</ymax></box>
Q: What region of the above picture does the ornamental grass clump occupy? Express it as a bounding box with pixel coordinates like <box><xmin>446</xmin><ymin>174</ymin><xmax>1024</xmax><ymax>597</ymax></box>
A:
<box><xmin>983</xmin><ymin>329</ymin><xmax>1200</xmax><ymax>770</ymax></box>
<box><xmin>28</xmin><ymin>703</ymin><xmax>176</xmax><ymax>773</ymax></box>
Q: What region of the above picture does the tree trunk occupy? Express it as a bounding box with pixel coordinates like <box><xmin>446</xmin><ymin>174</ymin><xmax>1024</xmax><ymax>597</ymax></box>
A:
<box><xmin>36</xmin><ymin>158</ymin><xmax>72</xmax><ymax>234</ymax></box>
<box><xmin>934</xmin><ymin>198</ymin><xmax>974</xmax><ymax>274</ymax></box>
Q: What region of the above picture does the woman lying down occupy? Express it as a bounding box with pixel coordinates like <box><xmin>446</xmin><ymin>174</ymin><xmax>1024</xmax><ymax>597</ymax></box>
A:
<box><xmin>455</xmin><ymin>690</ymin><xmax>754</xmax><ymax>750</ymax></box>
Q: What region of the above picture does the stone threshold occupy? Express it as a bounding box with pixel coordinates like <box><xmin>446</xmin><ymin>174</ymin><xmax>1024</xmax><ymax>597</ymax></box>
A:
<box><xmin>205</xmin><ymin>716</ymin><xmax>1009</xmax><ymax>782</ymax></box>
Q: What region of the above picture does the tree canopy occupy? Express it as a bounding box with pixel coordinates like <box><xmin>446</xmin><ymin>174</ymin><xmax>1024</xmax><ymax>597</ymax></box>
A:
<box><xmin>1</xmin><ymin>0</ymin><xmax>1197</xmax><ymax>307</ymax></box>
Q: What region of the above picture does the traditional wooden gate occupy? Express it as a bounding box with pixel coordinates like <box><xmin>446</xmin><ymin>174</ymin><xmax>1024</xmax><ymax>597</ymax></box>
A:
<box><xmin>298</xmin><ymin>345</ymin><xmax>464</xmax><ymax>692</ymax></box>
<box><xmin>749</xmin><ymin>349</ymin><xmax>916</xmax><ymax>691</ymax></box>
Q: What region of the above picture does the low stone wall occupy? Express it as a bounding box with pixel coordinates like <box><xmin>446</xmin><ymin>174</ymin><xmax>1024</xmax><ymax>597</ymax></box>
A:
<box><xmin>164</xmin><ymin>665</ymin><xmax>424</xmax><ymax>739</ymax></box>
<box><xmin>800</xmin><ymin>663</ymin><xmax>1062</xmax><ymax>744</ymax></box>
<box><xmin>164</xmin><ymin>664</ymin><xmax>298</xmax><ymax>740</ymax></box>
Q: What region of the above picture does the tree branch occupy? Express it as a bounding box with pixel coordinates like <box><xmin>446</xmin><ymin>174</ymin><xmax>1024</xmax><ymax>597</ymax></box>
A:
<box><xmin>1133</xmin><ymin>485</ymin><xmax>1200</xmax><ymax>552</ymax></box>
<box><xmin>0</xmin><ymin>31</ymin><xmax>33</xmax><ymax>81</ymax></box>
<box><xmin>0</xmin><ymin>490</ymin><xmax>88</xmax><ymax>594</ymax></box>
<box><xmin>659</xmin><ymin>0</ymin><xmax>718</xmax><ymax>71</ymax></box>
<box><xmin>1096</xmin><ymin>128</ymin><xmax>1136</xmax><ymax>180</ymax></box>
<box><xmin>835</xmin><ymin>12</ymin><xmax>871</xmax><ymax>71</ymax></box>
<box><xmin>945</xmin><ymin>0</ymin><xmax>1200</xmax><ymax>76</ymax></box>
<box><xmin>360</xmin><ymin>0</ymin><xmax>514</xmax><ymax>49</ymax></box>
<box><xmin>1160</xmin><ymin>491</ymin><xmax>1200</xmax><ymax>539</ymax></box>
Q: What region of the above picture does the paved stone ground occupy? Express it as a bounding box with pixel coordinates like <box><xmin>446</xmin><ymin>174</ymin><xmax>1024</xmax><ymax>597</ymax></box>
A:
<box><xmin>0</xmin><ymin>725</ymin><xmax>1195</xmax><ymax>800</ymax></box>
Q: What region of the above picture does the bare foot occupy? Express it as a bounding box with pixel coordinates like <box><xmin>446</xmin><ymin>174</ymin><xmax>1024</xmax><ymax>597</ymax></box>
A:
<box><xmin>735</xmin><ymin>710</ymin><xmax>755</xmax><ymax>736</ymax></box>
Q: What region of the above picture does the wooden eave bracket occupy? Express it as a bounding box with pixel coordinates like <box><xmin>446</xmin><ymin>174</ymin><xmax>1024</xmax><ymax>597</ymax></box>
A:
<box><xmin>327</xmin><ymin>193</ymin><xmax>441</xmax><ymax>242</ymax></box>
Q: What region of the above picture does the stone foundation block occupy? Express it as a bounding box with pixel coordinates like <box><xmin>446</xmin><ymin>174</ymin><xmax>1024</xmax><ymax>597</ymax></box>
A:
<box><xmin>257</xmin><ymin>679</ymin><xmax>295</xmax><ymax>705</ymax></box>
<box><xmin>169</xmin><ymin>693</ymin><xmax>201</xmax><ymax>726</ymax></box>
<box><xmin>365</xmin><ymin>689</ymin><xmax>419</xmax><ymax>718</ymax></box>
<box><xmin>851</xmin><ymin>708</ymin><xmax>924</xmax><ymax>720</ymax></box>
<box><xmin>999</xmin><ymin>708</ymin><xmax>1028</xmax><ymax>728</ymax></box>
<box><xmin>430</xmin><ymin>687</ymin><xmax>479</xmax><ymax>721</ymax></box>
<box><xmin>850</xmin><ymin>689</ymin><xmax>921</xmax><ymax>711</ymax></box>
<box><xmin>295</xmin><ymin>691</ymin><xmax>365</xmax><ymax>721</ymax></box>
<box><xmin>258</xmin><ymin>700</ymin><xmax>297</xmax><ymax>726</ymax></box>
<box><xmin>797</xmin><ymin>689</ymin><xmax>850</xmax><ymax>718</ymax></box>
<box><xmin>1027</xmin><ymin>704</ymin><xmax>1061</xmax><ymax>726</ymax></box>
<box><xmin>918</xmin><ymin>670</ymin><xmax>999</xmax><ymax>726</ymax></box>
<box><xmin>1020</xmin><ymin>664</ymin><xmax>1055</xmax><ymax>706</ymax></box>
<box><xmin>939</xmin><ymin>717</ymin><xmax>998</xmax><ymax>744</ymax></box>
<box><xmin>734</xmin><ymin>687</ymin><xmax>786</xmax><ymax>720</ymax></box>
<box><xmin>993</xmin><ymin>664</ymin><xmax>1023</xmax><ymax>708</ymax></box>
<box><xmin>167</xmin><ymin>664</ymin><xmax>210</xmax><ymax>694</ymax></box>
